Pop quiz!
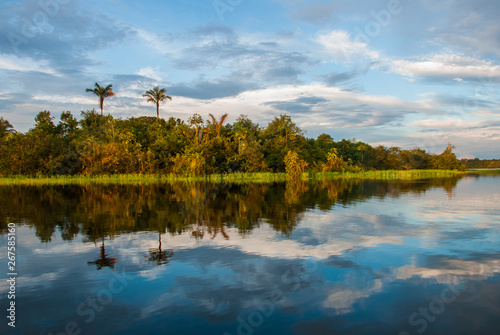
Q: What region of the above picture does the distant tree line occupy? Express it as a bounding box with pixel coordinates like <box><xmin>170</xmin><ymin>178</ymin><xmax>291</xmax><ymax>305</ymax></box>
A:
<box><xmin>462</xmin><ymin>158</ymin><xmax>500</xmax><ymax>169</ymax></box>
<box><xmin>0</xmin><ymin>110</ymin><xmax>464</xmax><ymax>176</ymax></box>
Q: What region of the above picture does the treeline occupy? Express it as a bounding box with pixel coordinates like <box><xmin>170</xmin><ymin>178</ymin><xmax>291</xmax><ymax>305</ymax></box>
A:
<box><xmin>0</xmin><ymin>111</ymin><xmax>464</xmax><ymax>176</ymax></box>
<box><xmin>462</xmin><ymin>158</ymin><xmax>500</xmax><ymax>169</ymax></box>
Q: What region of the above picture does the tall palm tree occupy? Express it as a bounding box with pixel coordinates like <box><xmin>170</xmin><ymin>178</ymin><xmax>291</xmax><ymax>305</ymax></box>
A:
<box><xmin>85</xmin><ymin>83</ymin><xmax>116</xmax><ymax>116</ymax></box>
<box><xmin>208</xmin><ymin>113</ymin><xmax>229</xmax><ymax>137</ymax></box>
<box><xmin>143</xmin><ymin>87</ymin><xmax>172</xmax><ymax>118</ymax></box>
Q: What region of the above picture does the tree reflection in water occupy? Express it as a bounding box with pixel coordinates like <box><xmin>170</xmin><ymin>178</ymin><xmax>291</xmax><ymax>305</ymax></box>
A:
<box><xmin>87</xmin><ymin>237</ymin><xmax>117</xmax><ymax>270</ymax></box>
<box><xmin>0</xmin><ymin>177</ymin><xmax>464</xmax><ymax>244</ymax></box>
<box><xmin>146</xmin><ymin>232</ymin><xmax>174</xmax><ymax>266</ymax></box>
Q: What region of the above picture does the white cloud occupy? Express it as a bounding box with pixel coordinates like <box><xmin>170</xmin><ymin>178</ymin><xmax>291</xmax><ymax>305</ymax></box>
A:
<box><xmin>316</xmin><ymin>30</ymin><xmax>380</xmax><ymax>64</ymax></box>
<box><xmin>411</xmin><ymin>118</ymin><xmax>491</xmax><ymax>130</ymax></box>
<box><xmin>322</xmin><ymin>280</ymin><xmax>383</xmax><ymax>315</ymax></box>
<box><xmin>136</xmin><ymin>66</ymin><xmax>163</xmax><ymax>82</ymax></box>
<box><xmin>31</xmin><ymin>94</ymin><xmax>95</xmax><ymax>105</ymax></box>
<box><xmin>0</xmin><ymin>53</ymin><xmax>59</xmax><ymax>76</ymax></box>
<box><xmin>396</xmin><ymin>259</ymin><xmax>500</xmax><ymax>283</ymax></box>
<box><xmin>391</xmin><ymin>53</ymin><xmax>500</xmax><ymax>80</ymax></box>
<box><xmin>165</xmin><ymin>83</ymin><xmax>438</xmax><ymax>130</ymax></box>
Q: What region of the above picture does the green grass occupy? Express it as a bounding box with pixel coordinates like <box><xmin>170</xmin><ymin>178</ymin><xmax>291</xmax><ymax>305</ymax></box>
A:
<box><xmin>315</xmin><ymin>170</ymin><xmax>466</xmax><ymax>181</ymax></box>
<box><xmin>0</xmin><ymin>170</ymin><xmax>468</xmax><ymax>185</ymax></box>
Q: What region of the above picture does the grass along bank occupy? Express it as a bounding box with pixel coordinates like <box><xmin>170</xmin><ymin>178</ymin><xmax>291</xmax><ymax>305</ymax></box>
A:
<box><xmin>0</xmin><ymin>170</ymin><xmax>469</xmax><ymax>185</ymax></box>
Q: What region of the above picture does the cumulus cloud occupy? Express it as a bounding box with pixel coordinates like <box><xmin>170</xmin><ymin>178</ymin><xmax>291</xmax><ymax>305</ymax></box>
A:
<box><xmin>136</xmin><ymin>67</ymin><xmax>163</xmax><ymax>83</ymax></box>
<box><xmin>427</xmin><ymin>0</ymin><xmax>500</xmax><ymax>56</ymax></box>
<box><xmin>411</xmin><ymin>118</ymin><xmax>500</xmax><ymax>131</ymax></box>
<box><xmin>0</xmin><ymin>53</ymin><xmax>58</xmax><ymax>75</ymax></box>
<box><xmin>316</xmin><ymin>30</ymin><xmax>380</xmax><ymax>63</ymax></box>
<box><xmin>0</xmin><ymin>0</ymin><xmax>135</xmax><ymax>70</ymax></box>
<box><xmin>169</xmin><ymin>24</ymin><xmax>314</xmax><ymax>87</ymax></box>
<box><xmin>391</xmin><ymin>53</ymin><xmax>500</xmax><ymax>82</ymax></box>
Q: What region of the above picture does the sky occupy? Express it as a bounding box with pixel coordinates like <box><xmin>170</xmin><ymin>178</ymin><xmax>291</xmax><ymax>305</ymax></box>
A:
<box><xmin>0</xmin><ymin>0</ymin><xmax>499</xmax><ymax>158</ymax></box>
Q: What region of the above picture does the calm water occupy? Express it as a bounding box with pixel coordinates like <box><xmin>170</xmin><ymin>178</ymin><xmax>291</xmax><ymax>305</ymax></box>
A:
<box><xmin>1</xmin><ymin>175</ymin><xmax>499</xmax><ymax>335</ymax></box>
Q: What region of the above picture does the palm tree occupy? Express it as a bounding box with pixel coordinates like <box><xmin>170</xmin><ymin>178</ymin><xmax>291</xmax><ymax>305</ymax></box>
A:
<box><xmin>143</xmin><ymin>87</ymin><xmax>172</xmax><ymax>118</ymax></box>
<box><xmin>208</xmin><ymin>113</ymin><xmax>229</xmax><ymax>137</ymax></box>
<box><xmin>85</xmin><ymin>83</ymin><xmax>116</xmax><ymax>116</ymax></box>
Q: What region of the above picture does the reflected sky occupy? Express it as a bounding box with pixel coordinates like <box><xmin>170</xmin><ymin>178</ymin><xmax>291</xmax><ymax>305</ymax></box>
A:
<box><xmin>0</xmin><ymin>176</ymin><xmax>499</xmax><ymax>335</ymax></box>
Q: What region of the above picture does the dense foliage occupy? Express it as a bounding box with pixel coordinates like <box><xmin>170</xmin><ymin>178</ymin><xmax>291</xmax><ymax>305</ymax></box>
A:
<box><xmin>462</xmin><ymin>158</ymin><xmax>500</xmax><ymax>169</ymax></box>
<box><xmin>0</xmin><ymin>111</ymin><xmax>465</xmax><ymax>176</ymax></box>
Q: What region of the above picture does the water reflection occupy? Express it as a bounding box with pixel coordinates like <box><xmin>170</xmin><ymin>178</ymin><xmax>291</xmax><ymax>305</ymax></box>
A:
<box><xmin>0</xmin><ymin>176</ymin><xmax>463</xmax><ymax>242</ymax></box>
<box><xmin>146</xmin><ymin>232</ymin><xmax>174</xmax><ymax>265</ymax></box>
<box><xmin>87</xmin><ymin>238</ymin><xmax>117</xmax><ymax>270</ymax></box>
<box><xmin>0</xmin><ymin>175</ymin><xmax>499</xmax><ymax>335</ymax></box>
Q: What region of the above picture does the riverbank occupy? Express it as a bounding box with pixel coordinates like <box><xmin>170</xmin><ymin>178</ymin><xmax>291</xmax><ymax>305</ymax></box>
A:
<box><xmin>0</xmin><ymin>170</ymin><xmax>478</xmax><ymax>185</ymax></box>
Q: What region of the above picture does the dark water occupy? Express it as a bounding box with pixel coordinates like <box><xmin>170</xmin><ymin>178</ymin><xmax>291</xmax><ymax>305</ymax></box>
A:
<box><xmin>1</xmin><ymin>175</ymin><xmax>499</xmax><ymax>335</ymax></box>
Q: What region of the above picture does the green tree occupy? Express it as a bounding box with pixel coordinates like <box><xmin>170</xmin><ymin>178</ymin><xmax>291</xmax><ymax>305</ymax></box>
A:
<box><xmin>262</xmin><ymin>114</ymin><xmax>305</xmax><ymax>172</ymax></box>
<box><xmin>284</xmin><ymin>150</ymin><xmax>308</xmax><ymax>179</ymax></box>
<box><xmin>430</xmin><ymin>143</ymin><xmax>465</xmax><ymax>170</ymax></box>
<box><xmin>228</xmin><ymin>115</ymin><xmax>267</xmax><ymax>172</ymax></box>
<box><xmin>0</xmin><ymin>117</ymin><xmax>15</xmax><ymax>138</ymax></box>
<box><xmin>57</xmin><ymin>111</ymin><xmax>79</xmax><ymax>138</ymax></box>
<box><xmin>0</xmin><ymin>118</ymin><xmax>20</xmax><ymax>176</ymax></box>
<box><xmin>53</xmin><ymin>111</ymin><xmax>82</xmax><ymax>175</ymax></box>
<box><xmin>321</xmin><ymin>148</ymin><xmax>350</xmax><ymax>172</ymax></box>
<box><xmin>34</xmin><ymin>111</ymin><xmax>57</xmax><ymax>134</ymax></box>
<box><xmin>85</xmin><ymin>83</ymin><xmax>116</xmax><ymax>115</ymax></box>
<box><xmin>20</xmin><ymin>111</ymin><xmax>61</xmax><ymax>175</ymax></box>
<box><xmin>400</xmin><ymin>148</ymin><xmax>431</xmax><ymax>170</ymax></box>
<box><xmin>189</xmin><ymin>113</ymin><xmax>204</xmax><ymax>143</ymax></box>
<box><xmin>143</xmin><ymin>87</ymin><xmax>172</xmax><ymax>119</ymax></box>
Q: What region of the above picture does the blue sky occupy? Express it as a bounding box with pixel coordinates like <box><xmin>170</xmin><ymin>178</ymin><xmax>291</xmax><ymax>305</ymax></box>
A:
<box><xmin>1</xmin><ymin>0</ymin><xmax>499</xmax><ymax>158</ymax></box>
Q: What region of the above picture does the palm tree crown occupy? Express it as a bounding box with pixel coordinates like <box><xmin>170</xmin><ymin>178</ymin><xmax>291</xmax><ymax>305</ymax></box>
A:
<box><xmin>143</xmin><ymin>87</ymin><xmax>172</xmax><ymax>118</ymax></box>
<box><xmin>85</xmin><ymin>83</ymin><xmax>115</xmax><ymax>116</ymax></box>
<box><xmin>208</xmin><ymin>113</ymin><xmax>229</xmax><ymax>137</ymax></box>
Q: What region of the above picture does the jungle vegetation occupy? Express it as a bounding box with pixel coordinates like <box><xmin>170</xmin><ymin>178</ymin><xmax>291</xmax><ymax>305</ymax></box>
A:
<box><xmin>462</xmin><ymin>158</ymin><xmax>500</xmax><ymax>169</ymax></box>
<box><xmin>0</xmin><ymin>110</ymin><xmax>465</xmax><ymax>177</ymax></box>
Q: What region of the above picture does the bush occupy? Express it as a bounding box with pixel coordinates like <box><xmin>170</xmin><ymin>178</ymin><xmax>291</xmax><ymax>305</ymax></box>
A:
<box><xmin>284</xmin><ymin>151</ymin><xmax>308</xmax><ymax>179</ymax></box>
<box><xmin>321</xmin><ymin>148</ymin><xmax>350</xmax><ymax>172</ymax></box>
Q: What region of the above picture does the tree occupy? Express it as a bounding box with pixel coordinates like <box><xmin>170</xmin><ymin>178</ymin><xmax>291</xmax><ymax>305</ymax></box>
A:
<box><xmin>188</xmin><ymin>113</ymin><xmax>204</xmax><ymax>143</ymax></box>
<box><xmin>20</xmin><ymin>111</ymin><xmax>61</xmax><ymax>175</ymax></box>
<box><xmin>208</xmin><ymin>113</ymin><xmax>229</xmax><ymax>138</ymax></box>
<box><xmin>262</xmin><ymin>115</ymin><xmax>305</xmax><ymax>172</ymax></box>
<box><xmin>321</xmin><ymin>148</ymin><xmax>350</xmax><ymax>172</ymax></box>
<box><xmin>57</xmin><ymin>111</ymin><xmax>79</xmax><ymax>138</ymax></box>
<box><xmin>143</xmin><ymin>87</ymin><xmax>172</xmax><ymax>118</ymax></box>
<box><xmin>284</xmin><ymin>150</ymin><xmax>308</xmax><ymax>179</ymax></box>
<box><xmin>0</xmin><ymin>117</ymin><xmax>14</xmax><ymax>138</ymax></box>
<box><xmin>85</xmin><ymin>83</ymin><xmax>116</xmax><ymax>116</ymax></box>
<box><xmin>357</xmin><ymin>142</ymin><xmax>369</xmax><ymax>165</ymax></box>
<box><xmin>430</xmin><ymin>143</ymin><xmax>465</xmax><ymax>170</ymax></box>
<box><xmin>33</xmin><ymin>111</ymin><xmax>56</xmax><ymax>134</ymax></box>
